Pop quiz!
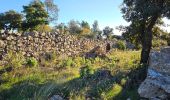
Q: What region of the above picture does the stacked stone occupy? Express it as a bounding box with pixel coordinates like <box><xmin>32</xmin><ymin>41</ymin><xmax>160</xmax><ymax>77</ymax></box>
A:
<box><xmin>0</xmin><ymin>32</ymin><xmax>116</xmax><ymax>59</ymax></box>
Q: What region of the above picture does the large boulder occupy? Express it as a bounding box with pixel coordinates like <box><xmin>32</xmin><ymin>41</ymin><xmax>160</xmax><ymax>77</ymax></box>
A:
<box><xmin>138</xmin><ymin>47</ymin><xmax>170</xmax><ymax>99</ymax></box>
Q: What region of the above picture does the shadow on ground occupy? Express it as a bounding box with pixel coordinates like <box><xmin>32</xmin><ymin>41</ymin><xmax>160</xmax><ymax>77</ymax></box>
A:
<box><xmin>0</xmin><ymin>64</ymin><xmax>147</xmax><ymax>100</ymax></box>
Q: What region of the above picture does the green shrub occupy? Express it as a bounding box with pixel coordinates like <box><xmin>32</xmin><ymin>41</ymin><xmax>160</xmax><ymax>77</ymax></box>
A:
<box><xmin>120</xmin><ymin>78</ymin><xmax>127</xmax><ymax>86</ymax></box>
<box><xmin>152</xmin><ymin>39</ymin><xmax>167</xmax><ymax>48</ymax></box>
<box><xmin>40</xmin><ymin>52</ymin><xmax>57</xmax><ymax>67</ymax></box>
<box><xmin>26</xmin><ymin>57</ymin><xmax>38</xmax><ymax>67</ymax></box>
<box><xmin>3</xmin><ymin>51</ymin><xmax>25</xmax><ymax>69</ymax></box>
<box><xmin>65</xmin><ymin>58</ymin><xmax>73</xmax><ymax>67</ymax></box>
<box><xmin>72</xmin><ymin>57</ymin><xmax>86</xmax><ymax>68</ymax></box>
<box><xmin>44</xmin><ymin>52</ymin><xmax>57</xmax><ymax>61</ymax></box>
<box><xmin>80</xmin><ymin>65</ymin><xmax>94</xmax><ymax>78</ymax></box>
<box><xmin>116</xmin><ymin>40</ymin><xmax>126</xmax><ymax>50</ymax></box>
<box><xmin>104</xmin><ymin>84</ymin><xmax>122</xmax><ymax>99</ymax></box>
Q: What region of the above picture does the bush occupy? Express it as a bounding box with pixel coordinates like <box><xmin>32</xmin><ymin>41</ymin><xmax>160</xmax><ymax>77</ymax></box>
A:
<box><xmin>104</xmin><ymin>84</ymin><xmax>122</xmax><ymax>99</ymax></box>
<box><xmin>3</xmin><ymin>51</ymin><xmax>25</xmax><ymax>69</ymax></box>
<box><xmin>80</xmin><ymin>65</ymin><xmax>94</xmax><ymax>78</ymax></box>
<box><xmin>116</xmin><ymin>41</ymin><xmax>126</xmax><ymax>50</ymax></box>
<box><xmin>152</xmin><ymin>39</ymin><xmax>167</xmax><ymax>48</ymax></box>
<box><xmin>65</xmin><ymin>58</ymin><xmax>73</xmax><ymax>67</ymax></box>
<box><xmin>120</xmin><ymin>78</ymin><xmax>127</xmax><ymax>86</ymax></box>
<box><xmin>26</xmin><ymin>57</ymin><xmax>38</xmax><ymax>67</ymax></box>
<box><xmin>40</xmin><ymin>52</ymin><xmax>57</xmax><ymax>67</ymax></box>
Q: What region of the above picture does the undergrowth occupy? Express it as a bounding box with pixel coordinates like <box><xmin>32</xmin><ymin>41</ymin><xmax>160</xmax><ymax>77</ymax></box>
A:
<box><xmin>0</xmin><ymin>50</ymin><xmax>146</xmax><ymax>100</ymax></box>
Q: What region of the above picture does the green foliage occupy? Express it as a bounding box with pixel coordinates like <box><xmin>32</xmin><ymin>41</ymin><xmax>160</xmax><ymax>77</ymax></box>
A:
<box><xmin>91</xmin><ymin>20</ymin><xmax>102</xmax><ymax>39</ymax></box>
<box><xmin>0</xmin><ymin>10</ymin><xmax>22</xmax><ymax>31</ymax></box>
<box><xmin>80</xmin><ymin>65</ymin><xmax>94</xmax><ymax>78</ymax></box>
<box><xmin>68</xmin><ymin>20</ymin><xmax>81</xmax><ymax>34</ymax></box>
<box><xmin>121</xmin><ymin>0</ymin><xmax>170</xmax><ymax>63</ymax></box>
<box><xmin>103</xmin><ymin>26</ymin><xmax>113</xmax><ymax>39</ymax></box>
<box><xmin>120</xmin><ymin>78</ymin><xmax>127</xmax><ymax>86</ymax></box>
<box><xmin>116</xmin><ymin>40</ymin><xmax>126</xmax><ymax>50</ymax></box>
<box><xmin>0</xmin><ymin>50</ymin><xmax>143</xmax><ymax>99</ymax></box>
<box><xmin>65</xmin><ymin>58</ymin><xmax>73</xmax><ymax>67</ymax></box>
<box><xmin>36</xmin><ymin>24</ymin><xmax>52</xmax><ymax>32</ymax></box>
<box><xmin>81</xmin><ymin>21</ymin><xmax>90</xmax><ymax>29</ymax></box>
<box><xmin>152</xmin><ymin>39</ymin><xmax>167</xmax><ymax>49</ymax></box>
<box><xmin>3</xmin><ymin>51</ymin><xmax>25</xmax><ymax>69</ymax></box>
<box><xmin>40</xmin><ymin>52</ymin><xmax>57</xmax><ymax>67</ymax></box>
<box><xmin>55</xmin><ymin>23</ymin><xmax>68</xmax><ymax>34</ymax></box>
<box><xmin>103</xmin><ymin>84</ymin><xmax>122</xmax><ymax>99</ymax></box>
<box><xmin>22</xmin><ymin>1</ymin><xmax>48</xmax><ymax>31</ymax></box>
<box><xmin>72</xmin><ymin>57</ymin><xmax>86</xmax><ymax>68</ymax></box>
<box><xmin>26</xmin><ymin>57</ymin><xmax>38</xmax><ymax>67</ymax></box>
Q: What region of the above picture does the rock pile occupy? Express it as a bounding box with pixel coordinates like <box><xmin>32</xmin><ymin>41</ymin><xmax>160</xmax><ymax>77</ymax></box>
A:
<box><xmin>0</xmin><ymin>32</ymin><xmax>115</xmax><ymax>59</ymax></box>
<box><xmin>138</xmin><ymin>47</ymin><xmax>170</xmax><ymax>99</ymax></box>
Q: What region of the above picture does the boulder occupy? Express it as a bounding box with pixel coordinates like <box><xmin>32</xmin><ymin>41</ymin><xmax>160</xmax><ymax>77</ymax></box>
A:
<box><xmin>138</xmin><ymin>47</ymin><xmax>170</xmax><ymax>99</ymax></box>
<box><xmin>50</xmin><ymin>95</ymin><xmax>63</xmax><ymax>100</ymax></box>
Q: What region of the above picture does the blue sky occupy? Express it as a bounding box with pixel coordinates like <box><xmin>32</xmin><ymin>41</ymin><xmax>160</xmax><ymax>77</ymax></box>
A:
<box><xmin>0</xmin><ymin>0</ymin><xmax>127</xmax><ymax>31</ymax></box>
<box><xmin>0</xmin><ymin>0</ymin><xmax>169</xmax><ymax>34</ymax></box>
<box><xmin>0</xmin><ymin>0</ymin><xmax>170</xmax><ymax>35</ymax></box>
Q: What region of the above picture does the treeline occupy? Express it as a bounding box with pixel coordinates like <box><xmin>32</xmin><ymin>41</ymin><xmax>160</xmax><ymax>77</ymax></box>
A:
<box><xmin>0</xmin><ymin>0</ymin><xmax>58</xmax><ymax>32</ymax></box>
<box><xmin>0</xmin><ymin>0</ymin><xmax>117</xmax><ymax>40</ymax></box>
<box><xmin>55</xmin><ymin>20</ymin><xmax>117</xmax><ymax>39</ymax></box>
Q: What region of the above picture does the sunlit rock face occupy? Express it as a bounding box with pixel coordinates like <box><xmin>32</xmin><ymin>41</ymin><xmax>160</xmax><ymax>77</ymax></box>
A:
<box><xmin>138</xmin><ymin>47</ymin><xmax>170</xmax><ymax>100</ymax></box>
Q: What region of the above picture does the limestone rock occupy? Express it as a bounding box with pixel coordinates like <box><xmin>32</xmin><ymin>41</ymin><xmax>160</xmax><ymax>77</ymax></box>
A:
<box><xmin>0</xmin><ymin>40</ymin><xmax>5</xmax><ymax>48</ymax></box>
<box><xmin>0</xmin><ymin>32</ymin><xmax>117</xmax><ymax>60</ymax></box>
<box><xmin>138</xmin><ymin>47</ymin><xmax>170</xmax><ymax>99</ymax></box>
<box><xmin>50</xmin><ymin>95</ymin><xmax>63</xmax><ymax>100</ymax></box>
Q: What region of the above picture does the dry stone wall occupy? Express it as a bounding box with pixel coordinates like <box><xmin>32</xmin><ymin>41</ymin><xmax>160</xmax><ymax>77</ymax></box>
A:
<box><xmin>0</xmin><ymin>32</ymin><xmax>115</xmax><ymax>59</ymax></box>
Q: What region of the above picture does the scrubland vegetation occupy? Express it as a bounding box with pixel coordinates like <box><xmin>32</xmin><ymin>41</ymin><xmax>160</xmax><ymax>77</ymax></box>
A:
<box><xmin>0</xmin><ymin>50</ymin><xmax>146</xmax><ymax>100</ymax></box>
<box><xmin>1</xmin><ymin>0</ymin><xmax>170</xmax><ymax>99</ymax></box>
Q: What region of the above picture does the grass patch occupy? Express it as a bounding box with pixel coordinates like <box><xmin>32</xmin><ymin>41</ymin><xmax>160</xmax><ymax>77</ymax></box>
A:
<box><xmin>0</xmin><ymin>50</ymin><xmax>146</xmax><ymax>100</ymax></box>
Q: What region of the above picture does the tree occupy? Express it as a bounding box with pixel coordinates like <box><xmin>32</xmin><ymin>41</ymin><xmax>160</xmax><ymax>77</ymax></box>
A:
<box><xmin>80</xmin><ymin>21</ymin><xmax>91</xmax><ymax>35</ymax></box>
<box><xmin>55</xmin><ymin>23</ymin><xmax>69</xmax><ymax>34</ymax></box>
<box><xmin>121</xmin><ymin>0</ymin><xmax>170</xmax><ymax>64</ymax></box>
<box><xmin>121</xmin><ymin>24</ymin><xmax>142</xmax><ymax>49</ymax></box>
<box><xmin>0</xmin><ymin>13</ymin><xmax>4</xmax><ymax>31</ymax></box>
<box><xmin>92</xmin><ymin>20</ymin><xmax>102</xmax><ymax>39</ymax></box>
<box><xmin>103</xmin><ymin>26</ymin><xmax>114</xmax><ymax>39</ymax></box>
<box><xmin>22</xmin><ymin>1</ymin><xmax>48</xmax><ymax>31</ymax></box>
<box><xmin>0</xmin><ymin>10</ymin><xmax>22</xmax><ymax>32</ymax></box>
<box><xmin>92</xmin><ymin>20</ymin><xmax>100</xmax><ymax>33</ymax></box>
<box><xmin>37</xmin><ymin>24</ymin><xmax>52</xmax><ymax>32</ymax></box>
<box><xmin>68</xmin><ymin>20</ymin><xmax>81</xmax><ymax>34</ymax></box>
<box><xmin>44</xmin><ymin>0</ymin><xmax>59</xmax><ymax>24</ymax></box>
<box><xmin>81</xmin><ymin>21</ymin><xmax>90</xmax><ymax>29</ymax></box>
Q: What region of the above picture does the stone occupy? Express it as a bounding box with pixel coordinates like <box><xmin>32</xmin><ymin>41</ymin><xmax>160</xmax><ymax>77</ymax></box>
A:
<box><xmin>6</xmin><ymin>35</ymin><xmax>13</xmax><ymax>40</ymax></box>
<box><xmin>0</xmin><ymin>40</ymin><xmax>5</xmax><ymax>48</ymax></box>
<box><xmin>0</xmin><ymin>32</ymin><xmax>117</xmax><ymax>61</ymax></box>
<box><xmin>138</xmin><ymin>47</ymin><xmax>170</xmax><ymax>99</ymax></box>
<box><xmin>50</xmin><ymin>95</ymin><xmax>63</xmax><ymax>100</ymax></box>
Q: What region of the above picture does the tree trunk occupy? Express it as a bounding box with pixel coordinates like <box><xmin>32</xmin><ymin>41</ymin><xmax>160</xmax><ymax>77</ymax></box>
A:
<box><xmin>140</xmin><ymin>15</ymin><xmax>159</xmax><ymax>64</ymax></box>
<box><xmin>140</xmin><ymin>30</ymin><xmax>152</xmax><ymax>64</ymax></box>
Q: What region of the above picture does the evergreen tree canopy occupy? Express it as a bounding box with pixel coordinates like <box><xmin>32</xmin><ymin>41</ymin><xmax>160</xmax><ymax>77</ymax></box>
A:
<box><xmin>0</xmin><ymin>10</ymin><xmax>22</xmax><ymax>32</ymax></box>
<box><xmin>22</xmin><ymin>1</ymin><xmax>48</xmax><ymax>31</ymax></box>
